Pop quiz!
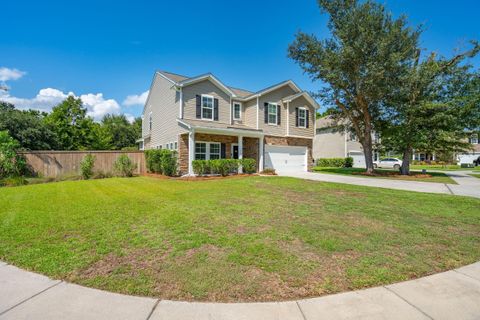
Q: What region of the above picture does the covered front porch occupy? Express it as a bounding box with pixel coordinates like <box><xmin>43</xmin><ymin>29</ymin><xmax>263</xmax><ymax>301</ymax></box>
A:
<box><xmin>177</xmin><ymin>120</ymin><xmax>264</xmax><ymax>175</ymax></box>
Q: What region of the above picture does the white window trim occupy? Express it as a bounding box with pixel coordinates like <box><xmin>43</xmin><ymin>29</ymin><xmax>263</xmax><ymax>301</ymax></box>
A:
<box><xmin>233</xmin><ymin>102</ymin><xmax>242</xmax><ymax>120</ymax></box>
<box><xmin>201</xmin><ymin>94</ymin><xmax>214</xmax><ymax>121</ymax></box>
<box><xmin>149</xmin><ymin>112</ymin><xmax>153</xmax><ymax>131</ymax></box>
<box><xmin>195</xmin><ymin>141</ymin><xmax>222</xmax><ymax>160</ymax></box>
<box><xmin>267</xmin><ymin>102</ymin><xmax>278</xmax><ymax>125</ymax></box>
<box><xmin>298</xmin><ymin>107</ymin><xmax>307</xmax><ymax>128</ymax></box>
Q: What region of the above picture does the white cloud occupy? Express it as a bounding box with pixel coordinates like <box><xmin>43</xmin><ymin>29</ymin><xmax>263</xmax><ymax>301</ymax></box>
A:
<box><xmin>0</xmin><ymin>88</ymin><xmax>72</xmax><ymax>113</ymax></box>
<box><xmin>80</xmin><ymin>93</ymin><xmax>121</xmax><ymax>120</ymax></box>
<box><xmin>0</xmin><ymin>67</ymin><xmax>26</xmax><ymax>82</ymax></box>
<box><xmin>123</xmin><ymin>90</ymin><xmax>149</xmax><ymax>106</ymax></box>
<box><xmin>0</xmin><ymin>88</ymin><xmax>122</xmax><ymax>121</ymax></box>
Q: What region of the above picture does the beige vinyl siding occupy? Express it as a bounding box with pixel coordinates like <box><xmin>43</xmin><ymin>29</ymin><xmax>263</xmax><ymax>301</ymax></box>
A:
<box><xmin>243</xmin><ymin>98</ymin><xmax>257</xmax><ymax>128</ymax></box>
<box><xmin>313</xmin><ymin>128</ymin><xmax>346</xmax><ymax>160</ymax></box>
<box><xmin>231</xmin><ymin>100</ymin><xmax>244</xmax><ymax>125</ymax></box>
<box><xmin>288</xmin><ymin>96</ymin><xmax>315</xmax><ymax>137</ymax></box>
<box><xmin>142</xmin><ymin>73</ymin><xmax>186</xmax><ymax>149</ymax></box>
<box><xmin>183</xmin><ymin>80</ymin><xmax>231</xmax><ymax>124</ymax></box>
<box><xmin>258</xmin><ymin>86</ymin><xmax>297</xmax><ymax>136</ymax></box>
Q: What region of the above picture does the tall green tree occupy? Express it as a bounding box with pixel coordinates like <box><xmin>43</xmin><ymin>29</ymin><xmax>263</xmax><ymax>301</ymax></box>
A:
<box><xmin>101</xmin><ymin>114</ymin><xmax>138</xmax><ymax>150</ymax></box>
<box><xmin>288</xmin><ymin>0</ymin><xmax>420</xmax><ymax>173</ymax></box>
<box><xmin>0</xmin><ymin>101</ymin><xmax>58</xmax><ymax>150</ymax></box>
<box><xmin>45</xmin><ymin>96</ymin><xmax>96</xmax><ymax>150</ymax></box>
<box><xmin>379</xmin><ymin>44</ymin><xmax>480</xmax><ymax>175</ymax></box>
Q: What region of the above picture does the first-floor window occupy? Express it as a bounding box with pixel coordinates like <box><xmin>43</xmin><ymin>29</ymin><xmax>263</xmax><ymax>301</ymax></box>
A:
<box><xmin>209</xmin><ymin>143</ymin><xmax>221</xmax><ymax>159</ymax></box>
<box><xmin>195</xmin><ymin>142</ymin><xmax>222</xmax><ymax>160</ymax></box>
<box><xmin>195</xmin><ymin>143</ymin><xmax>207</xmax><ymax>160</ymax></box>
<box><xmin>174</xmin><ymin>142</ymin><xmax>178</xmax><ymax>150</ymax></box>
<box><xmin>470</xmin><ymin>135</ymin><xmax>478</xmax><ymax>144</ymax></box>
<box><xmin>268</xmin><ymin>103</ymin><xmax>277</xmax><ymax>124</ymax></box>
<box><xmin>298</xmin><ymin>108</ymin><xmax>307</xmax><ymax>128</ymax></box>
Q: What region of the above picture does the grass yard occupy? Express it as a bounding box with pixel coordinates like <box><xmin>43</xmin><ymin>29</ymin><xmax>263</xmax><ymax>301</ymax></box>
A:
<box><xmin>313</xmin><ymin>167</ymin><xmax>456</xmax><ymax>184</ymax></box>
<box><xmin>469</xmin><ymin>174</ymin><xmax>480</xmax><ymax>179</ymax></box>
<box><xmin>0</xmin><ymin>176</ymin><xmax>479</xmax><ymax>302</ymax></box>
<box><xmin>410</xmin><ymin>165</ymin><xmax>480</xmax><ymax>171</ymax></box>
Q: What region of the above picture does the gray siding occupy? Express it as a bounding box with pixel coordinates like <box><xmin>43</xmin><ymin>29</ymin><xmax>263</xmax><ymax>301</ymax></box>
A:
<box><xmin>258</xmin><ymin>86</ymin><xmax>297</xmax><ymax>136</ymax></box>
<box><xmin>243</xmin><ymin>98</ymin><xmax>257</xmax><ymax>128</ymax></box>
<box><xmin>288</xmin><ymin>96</ymin><xmax>315</xmax><ymax>137</ymax></box>
<box><xmin>313</xmin><ymin>128</ymin><xmax>346</xmax><ymax>159</ymax></box>
<box><xmin>142</xmin><ymin>73</ymin><xmax>186</xmax><ymax>149</ymax></box>
<box><xmin>183</xmin><ymin>80</ymin><xmax>231</xmax><ymax>124</ymax></box>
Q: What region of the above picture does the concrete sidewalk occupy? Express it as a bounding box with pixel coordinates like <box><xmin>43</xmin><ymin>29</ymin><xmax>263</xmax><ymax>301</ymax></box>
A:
<box><xmin>0</xmin><ymin>260</ymin><xmax>479</xmax><ymax>319</ymax></box>
<box><xmin>280</xmin><ymin>170</ymin><xmax>480</xmax><ymax>198</ymax></box>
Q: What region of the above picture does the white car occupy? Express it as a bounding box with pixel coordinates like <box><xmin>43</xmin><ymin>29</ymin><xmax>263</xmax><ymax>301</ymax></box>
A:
<box><xmin>373</xmin><ymin>158</ymin><xmax>403</xmax><ymax>170</ymax></box>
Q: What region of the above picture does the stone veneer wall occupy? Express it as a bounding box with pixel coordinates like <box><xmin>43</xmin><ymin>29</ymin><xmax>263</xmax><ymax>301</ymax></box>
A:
<box><xmin>264</xmin><ymin>136</ymin><xmax>314</xmax><ymax>171</ymax></box>
<box><xmin>178</xmin><ymin>133</ymin><xmax>260</xmax><ymax>175</ymax></box>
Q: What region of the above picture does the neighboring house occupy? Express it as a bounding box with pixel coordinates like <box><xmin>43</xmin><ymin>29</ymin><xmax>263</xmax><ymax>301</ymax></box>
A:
<box><xmin>456</xmin><ymin>133</ymin><xmax>480</xmax><ymax>164</ymax></box>
<box><xmin>140</xmin><ymin>71</ymin><xmax>318</xmax><ymax>174</ymax></box>
<box><xmin>313</xmin><ymin>116</ymin><xmax>379</xmax><ymax>168</ymax></box>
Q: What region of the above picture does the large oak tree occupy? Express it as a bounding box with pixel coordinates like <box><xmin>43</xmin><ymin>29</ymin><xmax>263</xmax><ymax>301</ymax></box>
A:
<box><xmin>288</xmin><ymin>0</ymin><xmax>420</xmax><ymax>173</ymax></box>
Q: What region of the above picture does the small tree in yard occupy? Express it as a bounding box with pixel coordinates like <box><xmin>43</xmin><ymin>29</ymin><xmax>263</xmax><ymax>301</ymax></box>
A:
<box><xmin>114</xmin><ymin>154</ymin><xmax>137</xmax><ymax>177</ymax></box>
<box><xmin>0</xmin><ymin>131</ymin><xmax>27</xmax><ymax>178</ymax></box>
<box><xmin>288</xmin><ymin>0</ymin><xmax>420</xmax><ymax>173</ymax></box>
<box><xmin>80</xmin><ymin>154</ymin><xmax>96</xmax><ymax>179</ymax></box>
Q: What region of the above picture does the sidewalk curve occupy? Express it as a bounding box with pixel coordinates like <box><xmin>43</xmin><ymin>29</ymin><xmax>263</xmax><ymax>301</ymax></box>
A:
<box><xmin>1</xmin><ymin>261</ymin><xmax>479</xmax><ymax>320</ymax></box>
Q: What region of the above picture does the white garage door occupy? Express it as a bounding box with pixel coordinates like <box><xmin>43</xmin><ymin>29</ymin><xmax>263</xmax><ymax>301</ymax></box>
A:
<box><xmin>458</xmin><ymin>153</ymin><xmax>480</xmax><ymax>164</ymax></box>
<box><xmin>349</xmin><ymin>152</ymin><xmax>366</xmax><ymax>168</ymax></box>
<box><xmin>264</xmin><ymin>145</ymin><xmax>307</xmax><ymax>172</ymax></box>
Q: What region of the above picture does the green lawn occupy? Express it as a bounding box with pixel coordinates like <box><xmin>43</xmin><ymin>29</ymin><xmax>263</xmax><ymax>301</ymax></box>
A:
<box><xmin>1</xmin><ymin>176</ymin><xmax>479</xmax><ymax>302</ymax></box>
<box><xmin>410</xmin><ymin>165</ymin><xmax>479</xmax><ymax>171</ymax></box>
<box><xmin>313</xmin><ymin>167</ymin><xmax>456</xmax><ymax>184</ymax></box>
<box><xmin>469</xmin><ymin>174</ymin><xmax>480</xmax><ymax>179</ymax></box>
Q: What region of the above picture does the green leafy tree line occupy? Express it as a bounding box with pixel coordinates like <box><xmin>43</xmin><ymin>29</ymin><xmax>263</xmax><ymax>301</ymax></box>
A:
<box><xmin>0</xmin><ymin>96</ymin><xmax>141</xmax><ymax>151</ymax></box>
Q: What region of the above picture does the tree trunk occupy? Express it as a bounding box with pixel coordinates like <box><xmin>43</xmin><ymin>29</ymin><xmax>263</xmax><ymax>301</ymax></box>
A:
<box><xmin>400</xmin><ymin>148</ymin><xmax>411</xmax><ymax>175</ymax></box>
<box><xmin>362</xmin><ymin>134</ymin><xmax>374</xmax><ymax>174</ymax></box>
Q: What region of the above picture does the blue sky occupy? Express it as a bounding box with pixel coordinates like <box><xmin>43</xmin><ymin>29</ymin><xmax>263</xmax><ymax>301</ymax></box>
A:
<box><xmin>1</xmin><ymin>0</ymin><xmax>479</xmax><ymax>120</ymax></box>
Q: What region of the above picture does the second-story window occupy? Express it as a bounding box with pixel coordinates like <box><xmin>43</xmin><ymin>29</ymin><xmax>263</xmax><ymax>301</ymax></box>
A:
<box><xmin>233</xmin><ymin>102</ymin><xmax>241</xmax><ymax>120</ymax></box>
<box><xmin>298</xmin><ymin>108</ymin><xmax>307</xmax><ymax>128</ymax></box>
<box><xmin>201</xmin><ymin>95</ymin><xmax>214</xmax><ymax>120</ymax></box>
<box><xmin>149</xmin><ymin>112</ymin><xmax>152</xmax><ymax>131</ymax></box>
<box><xmin>268</xmin><ymin>103</ymin><xmax>278</xmax><ymax>125</ymax></box>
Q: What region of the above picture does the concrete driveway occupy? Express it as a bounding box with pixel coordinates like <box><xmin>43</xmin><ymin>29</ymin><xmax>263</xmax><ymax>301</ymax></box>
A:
<box><xmin>279</xmin><ymin>170</ymin><xmax>480</xmax><ymax>198</ymax></box>
<box><xmin>0</xmin><ymin>261</ymin><xmax>479</xmax><ymax>319</ymax></box>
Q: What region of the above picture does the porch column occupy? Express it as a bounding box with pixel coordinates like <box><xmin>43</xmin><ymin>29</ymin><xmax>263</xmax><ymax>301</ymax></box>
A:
<box><xmin>238</xmin><ymin>135</ymin><xmax>243</xmax><ymax>173</ymax></box>
<box><xmin>188</xmin><ymin>129</ymin><xmax>195</xmax><ymax>175</ymax></box>
<box><xmin>259</xmin><ymin>136</ymin><xmax>264</xmax><ymax>172</ymax></box>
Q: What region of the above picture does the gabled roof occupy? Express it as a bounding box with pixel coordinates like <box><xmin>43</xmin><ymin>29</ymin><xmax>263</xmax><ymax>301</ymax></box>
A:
<box><xmin>156</xmin><ymin>71</ymin><xmax>303</xmax><ymax>101</ymax></box>
<box><xmin>283</xmin><ymin>91</ymin><xmax>320</xmax><ymax>109</ymax></box>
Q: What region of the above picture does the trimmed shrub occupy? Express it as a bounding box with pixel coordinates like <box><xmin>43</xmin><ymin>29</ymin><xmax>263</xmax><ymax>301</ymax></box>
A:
<box><xmin>80</xmin><ymin>154</ymin><xmax>96</xmax><ymax>180</ymax></box>
<box><xmin>344</xmin><ymin>157</ymin><xmax>354</xmax><ymax>168</ymax></box>
<box><xmin>316</xmin><ymin>157</ymin><xmax>351</xmax><ymax>167</ymax></box>
<box><xmin>0</xmin><ymin>131</ymin><xmax>27</xmax><ymax>179</ymax></box>
<box><xmin>192</xmin><ymin>160</ymin><xmax>210</xmax><ymax>176</ymax></box>
<box><xmin>113</xmin><ymin>154</ymin><xmax>137</xmax><ymax>177</ymax></box>
<box><xmin>192</xmin><ymin>158</ymin><xmax>256</xmax><ymax>176</ymax></box>
<box><xmin>145</xmin><ymin>149</ymin><xmax>177</xmax><ymax>176</ymax></box>
<box><xmin>241</xmin><ymin>158</ymin><xmax>256</xmax><ymax>174</ymax></box>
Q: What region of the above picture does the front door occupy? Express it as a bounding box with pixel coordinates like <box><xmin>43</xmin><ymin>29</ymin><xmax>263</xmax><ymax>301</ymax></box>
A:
<box><xmin>232</xmin><ymin>145</ymin><xmax>239</xmax><ymax>159</ymax></box>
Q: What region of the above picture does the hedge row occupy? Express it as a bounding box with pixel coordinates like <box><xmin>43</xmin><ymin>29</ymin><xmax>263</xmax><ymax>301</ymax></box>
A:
<box><xmin>192</xmin><ymin>158</ymin><xmax>256</xmax><ymax>176</ymax></box>
<box><xmin>316</xmin><ymin>157</ymin><xmax>353</xmax><ymax>168</ymax></box>
<box><xmin>145</xmin><ymin>149</ymin><xmax>178</xmax><ymax>176</ymax></box>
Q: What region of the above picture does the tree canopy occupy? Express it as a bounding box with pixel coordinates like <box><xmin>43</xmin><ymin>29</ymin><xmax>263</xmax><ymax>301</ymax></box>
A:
<box><xmin>288</xmin><ymin>0</ymin><xmax>421</xmax><ymax>172</ymax></box>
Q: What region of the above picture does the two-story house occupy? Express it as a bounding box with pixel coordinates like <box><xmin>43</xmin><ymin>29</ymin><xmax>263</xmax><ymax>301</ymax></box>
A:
<box><xmin>140</xmin><ymin>71</ymin><xmax>318</xmax><ymax>175</ymax></box>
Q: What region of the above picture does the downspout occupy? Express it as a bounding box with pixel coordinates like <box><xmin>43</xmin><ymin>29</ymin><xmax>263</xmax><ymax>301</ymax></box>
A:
<box><xmin>178</xmin><ymin>87</ymin><xmax>183</xmax><ymax>119</ymax></box>
<box><xmin>256</xmin><ymin>96</ymin><xmax>259</xmax><ymax>130</ymax></box>
<box><xmin>344</xmin><ymin>128</ymin><xmax>348</xmax><ymax>157</ymax></box>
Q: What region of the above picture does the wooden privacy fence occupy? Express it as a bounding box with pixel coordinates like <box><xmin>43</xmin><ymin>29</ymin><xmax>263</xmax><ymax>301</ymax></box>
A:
<box><xmin>20</xmin><ymin>151</ymin><xmax>146</xmax><ymax>178</ymax></box>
